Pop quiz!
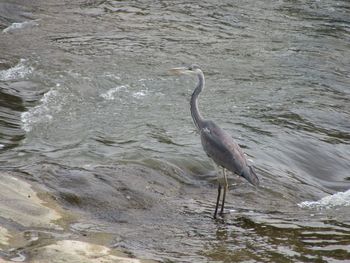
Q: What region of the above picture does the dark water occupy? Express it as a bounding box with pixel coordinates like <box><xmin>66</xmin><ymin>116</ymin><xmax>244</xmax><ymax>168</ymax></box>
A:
<box><xmin>1</xmin><ymin>0</ymin><xmax>350</xmax><ymax>262</ymax></box>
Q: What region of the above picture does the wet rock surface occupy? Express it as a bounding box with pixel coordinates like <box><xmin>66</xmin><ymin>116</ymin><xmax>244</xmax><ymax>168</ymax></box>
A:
<box><xmin>0</xmin><ymin>172</ymin><xmax>153</xmax><ymax>262</ymax></box>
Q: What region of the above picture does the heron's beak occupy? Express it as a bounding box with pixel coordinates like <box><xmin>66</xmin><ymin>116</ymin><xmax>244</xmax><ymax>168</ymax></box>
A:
<box><xmin>169</xmin><ymin>67</ymin><xmax>192</xmax><ymax>75</ymax></box>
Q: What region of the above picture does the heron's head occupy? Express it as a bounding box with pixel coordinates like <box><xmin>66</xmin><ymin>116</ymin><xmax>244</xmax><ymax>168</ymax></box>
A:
<box><xmin>170</xmin><ymin>64</ymin><xmax>202</xmax><ymax>75</ymax></box>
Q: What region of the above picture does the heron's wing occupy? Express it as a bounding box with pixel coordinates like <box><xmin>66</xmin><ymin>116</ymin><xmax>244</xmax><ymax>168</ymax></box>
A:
<box><xmin>200</xmin><ymin>122</ymin><xmax>259</xmax><ymax>186</ymax></box>
<box><xmin>200</xmin><ymin>123</ymin><xmax>247</xmax><ymax>174</ymax></box>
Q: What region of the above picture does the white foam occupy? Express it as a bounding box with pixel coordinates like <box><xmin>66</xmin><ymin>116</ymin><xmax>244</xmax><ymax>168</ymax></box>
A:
<box><xmin>100</xmin><ymin>85</ymin><xmax>128</xmax><ymax>100</ymax></box>
<box><xmin>132</xmin><ymin>89</ymin><xmax>148</xmax><ymax>99</ymax></box>
<box><xmin>21</xmin><ymin>89</ymin><xmax>60</xmax><ymax>132</ymax></box>
<box><xmin>2</xmin><ymin>20</ymin><xmax>38</xmax><ymax>33</ymax></box>
<box><xmin>298</xmin><ymin>189</ymin><xmax>350</xmax><ymax>209</ymax></box>
<box><xmin>100</xmin><ymin>85</ymin><xmax>149</xmax><ymax>101</ymax></box>
<box><xmin>0</xmin><ymin>59</ymin><xmax>33</xmax><ymax>81</ymax></box>
<box><xmin>103</xmin><ymin>73</ymin><xmax>121</xmax><ymax>80</ymax></box>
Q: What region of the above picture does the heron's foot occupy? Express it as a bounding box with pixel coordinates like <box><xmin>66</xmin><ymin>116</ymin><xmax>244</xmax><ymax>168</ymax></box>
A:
<box><xmin>213</xmin><ymin>212</ymin><xmax>226</xmax><ymax>221</ymax></box>
<box><xmin>213</xmin><ymin>209</ymin><xmax>226</xmax><ymax>218</ymax></box>
<box><xmin>219</xmin><ymin>209</ymin><xmax>227</xmax><ymax>218</ymax></box>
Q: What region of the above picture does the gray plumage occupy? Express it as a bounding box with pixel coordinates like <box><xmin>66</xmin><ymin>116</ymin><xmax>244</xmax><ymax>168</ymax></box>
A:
<box><xmin>200</xmin><ymin>121</ymin><xmax>259</xmax><ymax>186</ymax></box>
<box><xmin>171</xmin><ymin>64</ymin><xmax>259</xmax><ymax>218</ymax></box>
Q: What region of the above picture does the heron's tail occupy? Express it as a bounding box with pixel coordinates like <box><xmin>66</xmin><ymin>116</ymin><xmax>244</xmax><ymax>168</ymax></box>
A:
<box><xmin>240</xmin><ymin>165</ymin><xmax>259</xmax><ymax>187</ymax></box>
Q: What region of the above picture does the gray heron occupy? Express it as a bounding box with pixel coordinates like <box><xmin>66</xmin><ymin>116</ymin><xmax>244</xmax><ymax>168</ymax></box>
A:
<box><xmin>171</xmin><ymin>64</ymin><xmax>259</xmax><ymax>219</ymax></box>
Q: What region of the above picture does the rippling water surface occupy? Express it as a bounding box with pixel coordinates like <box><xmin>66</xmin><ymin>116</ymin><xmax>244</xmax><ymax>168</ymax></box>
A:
<box><xmin>0</xmin><ymin>0</ymin><xmax>349</xmax><ymax>262</ymax></box>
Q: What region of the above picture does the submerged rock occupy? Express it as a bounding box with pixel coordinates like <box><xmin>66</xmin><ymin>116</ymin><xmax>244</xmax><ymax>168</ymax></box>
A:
<box><xmin>0</xmin><ymin>172</ymin><xmax>61</xmax><ymax>229</ymax></box>
<box><xmin>28</xmin><ymin>240</ymin><xmax>144</xmax><ymax>263</ymax></box>
<box><xmin>0</xmin><ymin>172</ymin><xmax>151</xmax><ymax>263</ymax></box>
<box><xmin>0</xmin><ymin>227</ymin><xmax>10</xmax><ymax>246</ymax></box>
<box><xmin>0</xmin><ymin>239</ymin><xmax>147</xmax><ymax>263</ymax></box>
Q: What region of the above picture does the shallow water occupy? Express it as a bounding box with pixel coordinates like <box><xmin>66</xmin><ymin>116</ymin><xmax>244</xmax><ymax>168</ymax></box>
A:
<box><xmin>0</xmin><ymin>0</ymin><xmax>350</xmax><ymax>262</ymax></box>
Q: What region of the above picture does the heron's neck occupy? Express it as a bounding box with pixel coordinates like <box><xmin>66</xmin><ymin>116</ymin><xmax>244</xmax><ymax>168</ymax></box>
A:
<box><xmin>190</xmin><ymin>70</ymin><xmax>205</xmax><ymax>130</ymax></box>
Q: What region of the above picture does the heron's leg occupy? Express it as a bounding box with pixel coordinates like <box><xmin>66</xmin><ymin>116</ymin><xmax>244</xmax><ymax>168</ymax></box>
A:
<box><xmin>220</xmin><ymin>168</ymin><xmax>228</xmax><ymax>215</ymax></box>
<box><xmin>214</xmin><ymin>184</ymin><xmax>221</xmax><ymax>219</ymax></box>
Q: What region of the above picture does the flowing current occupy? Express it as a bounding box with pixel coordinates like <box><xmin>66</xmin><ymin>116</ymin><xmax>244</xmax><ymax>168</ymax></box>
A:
<box><xmin>0</xmin><ymin>0</ymin><xmax>349</xmax><ymax>262</ymax></box>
